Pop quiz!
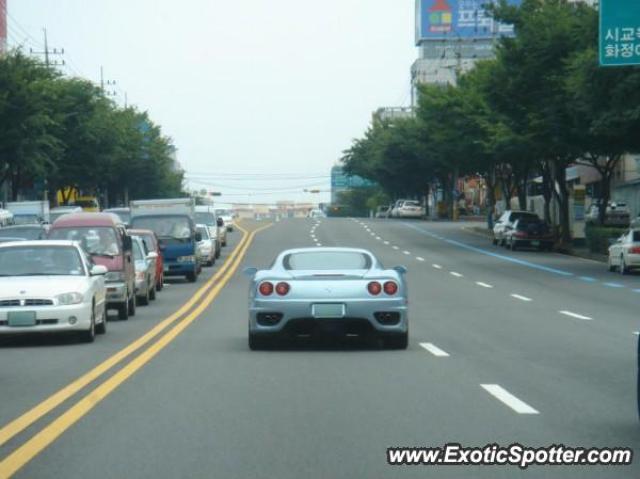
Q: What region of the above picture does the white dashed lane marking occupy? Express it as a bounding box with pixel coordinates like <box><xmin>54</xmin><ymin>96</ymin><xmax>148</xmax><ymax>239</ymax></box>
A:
<box><xmin>393</xmin><ymin>246</ymin><xmax>400</xmax><ymax>250</ymax></box>
<box><xmin>481</xmin><ymin>384</ymin><xmax>540</xmax><ymax>415</ymax></box>
<box><xmin>476</xmin><ymin>282</ymin><xmax>493</xmax><ymax>288</ymax></box>
<box><xmin>559</xmin><ymin>310</ymin><xmax>593</xmax><ymax>321</ymax></box>
<box><xmin>510</xmin><ymin>294</ymin><xmax>532</xmax><ymax>302</ymax></box>
<box><xmin>432</xmin><ymin>264</ymin><xmax>442</xmax><ymax>270</ymax></box>
<box><xmin>420</xmin><ymin>343</ymin><xmax>450</xmax><ymax>357</ymax></box>
<box><xmin>450</xmin><ymin>272</ymin><xmax>463</xmax><ymax>278</ymax></box>
<box><xmin>416</xmin><ymin>257</ymin><xmax>425</xmax><ymax>262</ymax></box>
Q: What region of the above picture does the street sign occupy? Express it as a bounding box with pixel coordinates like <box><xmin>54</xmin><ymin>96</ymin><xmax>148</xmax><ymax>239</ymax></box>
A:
<box><xmin>599</xmin><ymin>0</ymin><xmax>640</xmax><ymax>67</ymax></box>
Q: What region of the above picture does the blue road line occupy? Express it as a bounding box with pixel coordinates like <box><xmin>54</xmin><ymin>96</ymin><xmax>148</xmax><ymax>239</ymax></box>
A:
<box><xmin>634</xmin><ymin>289</ymin><xmax>640</xmax><ymax>293</ymax></box>
<box><xmin>603</xmin><ymin>282</ymin><xmax>625</xmax><ymax>288</ymax></box>
<box><xmin>579</xmin><ymin>276</ymin><xmax>598</xmax><ymax>283</ymax></box>
<box><xmin>403</xmin><ymin>223</ymin><xmax>576</xmax><ymax>277</ymax></box>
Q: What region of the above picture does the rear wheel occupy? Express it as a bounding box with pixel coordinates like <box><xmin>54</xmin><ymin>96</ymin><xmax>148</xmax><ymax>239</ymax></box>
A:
<box><xmin>156</xmin><ymin>274</ymin><xmax>164</xmax><ymax>291</ymax></box>
<box><xmin>118</xmin><ymin>294</ymin><xmax>129</xmax><ymax>320</ymax></box>
<box><xmin>186</xmin><ymin>271</ymin><xmax>197</xmax><ymax>283</ymax></box>
<box><xmin>128</xmin><ymin>291</ymin><xmax>136</xmax><ymax>316</ymax></box>
<box><xmin>383</xmin><ymin>332</ymin><xmax>408</xmax><ymax>350</ymax></box>
<box><xmin>249</xmin><ymin>333</ymin><xmax>277</xmax><ymax>350</ymax></box>
<box><xmin>620</xmin><ymin>256</ymin><xmax>628</xmax><ymax>275</ymax></box>
<box><xmin>137</xmin><ymin>283</ymin><xmax>150</xmax><ymax>306</ymax></box>
<box><xmin>149</xmin><ymin>284</ymin><xmax>156</xmax><ymax>301</ymax></box>
<box><xmin>608</xmin><ymin>256</ymin><xmax>616</xmax><ymax>272</ymax></box>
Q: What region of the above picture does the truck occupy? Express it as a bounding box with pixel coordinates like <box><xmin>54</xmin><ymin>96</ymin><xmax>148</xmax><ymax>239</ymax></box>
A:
<box><xmin>129</xmin><ymin>198</ymin><xmax>201</xmax><ymax>283</ymax></box>
<box><xmin>5</xmin><ymin>201</ymin><xmax>50</xmax><ymax>225</ymax></box>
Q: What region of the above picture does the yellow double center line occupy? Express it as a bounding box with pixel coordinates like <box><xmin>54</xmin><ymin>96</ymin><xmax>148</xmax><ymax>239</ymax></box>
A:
<box><xmin>0</xmin><ymin>222</ymin><xmax>272</xmax><ymax>478</ymax></box>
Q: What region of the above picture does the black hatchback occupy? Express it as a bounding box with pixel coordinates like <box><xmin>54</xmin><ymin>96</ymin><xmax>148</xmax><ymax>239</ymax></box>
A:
<box><xmin>504</xmin><ymin>219</ymin><xmax>555</xmax><ymax>251</ymax></box>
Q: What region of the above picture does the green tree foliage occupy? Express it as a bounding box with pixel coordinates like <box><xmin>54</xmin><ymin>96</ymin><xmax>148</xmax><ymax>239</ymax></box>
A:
<box><xmin>342</xmin><ymin>0</ymin><xmax>640</xmax><ymax>243</ymax></box>
<box><xmin>0</xmin><ymin>51</ymin><xmax>184</xmax><ymax>205</ymax></box>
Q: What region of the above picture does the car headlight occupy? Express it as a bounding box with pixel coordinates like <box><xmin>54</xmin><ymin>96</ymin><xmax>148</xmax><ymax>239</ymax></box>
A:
<box><xmin>135</xmin><ymin>271</ymin><xmax>146</xmax><ymax>281</ymax></box>
<box><xmin>177</xmin><ymin>255</ymin><xmax>195</xmax><ymax>263</ymax></box>
<box><xmin>56</xmin><ymin>292</ymin><xmax>84</xmax><ymax>305</ymax></box>
<box><xmin>105</xmin><ymin>271</ymin><xmax>126</xmax><ymax>282</ymax></box>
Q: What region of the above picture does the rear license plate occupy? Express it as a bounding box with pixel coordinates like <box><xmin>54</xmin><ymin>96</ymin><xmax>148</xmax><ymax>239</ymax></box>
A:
<box><xmin>312</xmin><ymin>304</ymin><xmax>345</xmax><ymax>319</ymax></box>
<box><xmin>8</xmin><ymin>311</ymin><xmax>37</xmax><ymax>327</ymax></box>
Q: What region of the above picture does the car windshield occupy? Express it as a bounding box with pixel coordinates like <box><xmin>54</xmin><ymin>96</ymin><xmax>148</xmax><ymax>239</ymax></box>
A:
<box><xmin>0</xmin><ymin>227</ymin><xmax>43</xmax><ymax>240</ymax></box>
<box><xmin>215</xmin><ymin>209</ymin><xmax>232</xmax><ymax>217</ymax></box>
<box><xmin>130</xmin><ymin>215</ymin><xmax>192</xmax><ymax>240</ymax></box>
<box><xmin>12</xmin><ymin>215</ymin><xmax>41</xmax><ymax>225</ymax></box>
<box><xmin>197</xmin><ymin>226</ymin><xmax>209</xmax><ymax>239</ymax></box>
<box><xmin>49</xmin><ymin>227</ymin><xmax>120</xmax><ymax>257</ymax></box>
<box><xmin>132</xmin><ymin>240</ymin><xmax>144</xmax><ymax>261</ymax></box>
<box><xmin>195</xmin><ymin>212</ymin><xmax>215</xmax><ymax>225</ymax></box>
<box><xmin>140</xmin><ymin>234</ymin><xmax>156</xmax><ymax>252</ymax></box>
<box><xmin>511</xmin><ymin>212</ymin><xmax>538</xmax><ymax>221</ymax></box>
<box><xmin>284</xmin><ymin>251</ymin><xmax>371</xmax><ymax>270</ymax></box>
<box><xmin>0</xmin><ymin>246</ymin><xmax>84</xmax><ymax>276</ymax></box>
<box><xmin>403</xmin><ymin>201</ymin><xmax>421</xmax><ymax>207</ymax></box>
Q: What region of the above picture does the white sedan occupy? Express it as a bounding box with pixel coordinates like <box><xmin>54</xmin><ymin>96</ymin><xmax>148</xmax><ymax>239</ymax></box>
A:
<box><xmin>608</xmin><ymin>229</ymin><xmax>640</xmax><ymax>274</ymax></box>
<box><xmin>0</xmin><ymin>240</ymin><xmax>108</xmax><ymax>342</ymax></box>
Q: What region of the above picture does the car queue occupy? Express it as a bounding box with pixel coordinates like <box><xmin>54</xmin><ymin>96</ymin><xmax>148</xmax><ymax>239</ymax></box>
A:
<box><xmin>0</xmin><ymin>199</ymin><xmax>234</xmax><ymax>343</ymax></box>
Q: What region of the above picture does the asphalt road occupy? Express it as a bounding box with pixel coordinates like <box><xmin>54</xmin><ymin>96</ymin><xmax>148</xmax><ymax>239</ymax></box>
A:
<box><xmin>0</xmin><ymin>218</ymin><xmax>638</xmax><ymax>478</ymax></box>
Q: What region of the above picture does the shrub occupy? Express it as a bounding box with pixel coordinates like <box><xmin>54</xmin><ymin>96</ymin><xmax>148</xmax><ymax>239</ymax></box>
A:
<box><xmin>584</xmin><ymin>224</ymin><xmax>627</xmax><ymax>254</ymax></box>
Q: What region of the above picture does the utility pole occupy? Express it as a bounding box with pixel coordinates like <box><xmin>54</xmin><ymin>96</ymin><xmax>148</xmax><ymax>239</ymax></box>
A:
<box><xmin>30</xmin><ymin>28</ymin><xmax>64</xmax><ymax>68</ymax></box>
<box><xmin>100</xmin><ymin>66</ymin><xmax>117</xmax><ymax>97</ymax></box>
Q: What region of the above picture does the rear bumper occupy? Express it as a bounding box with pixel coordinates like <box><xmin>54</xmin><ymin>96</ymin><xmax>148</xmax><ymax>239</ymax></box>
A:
<box><xmin>626</xmin><ymin>254</ymin><xmax>640</xmax><ymax>268</ymax></box>
<box><xmin>106</xmin><ymin>282</ymin><xmax>127</xmax><ymax>306</ymax></box>
<box><xmin>249</xmin><ymin>298</ymin><xmax>408</xmax><ymax>336</ymax></box>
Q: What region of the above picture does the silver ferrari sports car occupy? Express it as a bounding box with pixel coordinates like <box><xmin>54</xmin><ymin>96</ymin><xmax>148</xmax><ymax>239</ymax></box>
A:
<box><xmin>244</xmin><ymin>247</ymin><xmax>408</xmax><ymax>350</ymax></box>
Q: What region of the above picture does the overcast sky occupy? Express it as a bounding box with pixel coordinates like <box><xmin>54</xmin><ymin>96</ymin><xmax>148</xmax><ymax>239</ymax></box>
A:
<box><xmin>8</xmin><ymin>0</ymin><xmax>416</xmax><ymax>206</ymax></box>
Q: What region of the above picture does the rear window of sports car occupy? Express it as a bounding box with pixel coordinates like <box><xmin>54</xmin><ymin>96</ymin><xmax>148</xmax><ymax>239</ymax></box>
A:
<box><xmin>283</xmin><ymin>252</ymin><xmax>371</xmax><ymax>270</ymax></box>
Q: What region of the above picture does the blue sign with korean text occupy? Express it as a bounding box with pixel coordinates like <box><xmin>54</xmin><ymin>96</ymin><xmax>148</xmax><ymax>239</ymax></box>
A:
<box><xmin>416</xmin><ymin>0</ymin><xmax>521</xmax><ymax>44</ymax></box>
<box><xmin>600</xmin><ymin>0</ymin><xmax>640</xmax><ymax>67</ymax></box>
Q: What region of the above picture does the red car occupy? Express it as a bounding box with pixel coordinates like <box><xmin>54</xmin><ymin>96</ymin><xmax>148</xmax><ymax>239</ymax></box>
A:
<box><xmin>128</xmin><ymin>229</ymin><xmax>165</xmax><ymax>292</ymax></box>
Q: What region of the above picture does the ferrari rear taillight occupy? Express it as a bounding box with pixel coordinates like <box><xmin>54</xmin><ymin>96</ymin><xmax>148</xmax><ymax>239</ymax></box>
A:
<box><xmin>275</xmin><ymin>282</ymin><xmax>290</xmax><ymax>296</ymax></box>
<box><xmin>258</xmin><ymin>282</ymin><xmax>274</xmax><ymax>296</ymax></box>
<box><xmin>629</xmin><ymin>247</ymin><xmax>640</xmax><ymax>255</ymax></box>
<box><xmin>367</xmin><ymin>281</ymin><xmax>382</xmax><ymax>295</ymax></box>
<box><xmin>383</xmin><ymin>281</ymin><xmax>398</xmax><ymax>295</ymax></box>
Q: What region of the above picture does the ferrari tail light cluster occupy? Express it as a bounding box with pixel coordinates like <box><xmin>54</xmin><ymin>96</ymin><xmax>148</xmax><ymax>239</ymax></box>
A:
<box><xmin>368</xmin><ymin>281</ymin><xmax>398</xmax><ymax>296</ymax></box>
<box><xmin>629</xmin><ymin>247</ymin><xmax>640</xmax><ymax>255</ymax></box>
<box><xmin>258</xmin><ymin>281</ymin><xmax>291</xmax><ymax>296</ymax></box>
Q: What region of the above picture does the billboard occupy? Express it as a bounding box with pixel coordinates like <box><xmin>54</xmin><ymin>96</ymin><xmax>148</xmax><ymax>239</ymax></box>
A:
<box><xmin>416</xmin><ymin>0</ymin><xmax>521</xmax><ymax>44</ymax></box>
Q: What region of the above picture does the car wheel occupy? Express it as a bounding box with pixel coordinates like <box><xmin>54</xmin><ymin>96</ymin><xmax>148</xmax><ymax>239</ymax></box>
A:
<box><xmin>118</xmin><ymin>301</ymin><xmax>129</xmax><ymax>320</ymax></box>
<box><xmin>138</xmin><ymin>286</ymin><xmax>150</xmax><ymax>306</ymax></box>
<box><xmin>149</xmin><ymin>284</ymin><xmax>156</xmax><ymax>301</ymax></box>
<box><xmin>384</xmin><ymin>332</ymin><xmax>408</xmax><ymax>350</ymax></box>
<box><xmin>186</xmin><ymin>271</ymin><xmax>197</xmax><ymax>283</ymax></box>
<box><xmin>492</xmin><ymin>237</ymin><xmax>498</xmax><ymax>246</ymax></box>
<box><xmin>128</xmin><ymin>290</ymin><xmax>137</xmax><ymax>316</ymax></box>
<box><xmin>510</xmin><ymin>239</ymin><xmax>517</xmax><ymax>251</ymax></box>
<box><xmin>608</xmin><ymin>256</ymin><xmax>616</xmax><ymax>272</ymax></box>
<box><xmin>80</xmin><ymin>305</ymin><xmax>96</xmax><ymax>343</ymax></box>
<box><xmin>620</xmin><ymin>256</ymin><xmax>628</xmax><ymax>275</ymax></box>
<box><xmin>96</xmin><ymin>307</ymin><xmax>107</xmax><ymax>335</ymax></box>
<box><xmin>215</xmin><ymin>248</ymin><xmax>221</xmax><ymax>259</ymax></box>
<box><xmin>222</xmin><ymin>240</ymin><xmax>227</xmax><ymax>247</ymax></box>
<box><xmin>249</xmin><ymin>333</ymin><xmax>276</xmax><ymax>350</ymax></box>
<box><xmin>156</xmin><ymin>274</ymin><xmax>164</xmax><ymax>291</ymax></box>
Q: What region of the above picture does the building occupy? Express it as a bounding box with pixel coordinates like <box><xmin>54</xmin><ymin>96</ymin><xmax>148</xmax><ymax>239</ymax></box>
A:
<box><xmin>372</xmin><ymin>107</ymin><xmax>415</xmax><ymax>124</ymax></box>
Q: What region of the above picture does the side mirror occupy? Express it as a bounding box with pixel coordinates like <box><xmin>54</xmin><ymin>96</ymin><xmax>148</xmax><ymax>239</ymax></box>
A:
<box><xmin>393</xmin><ymin>265</ymin><xmax>407</xmax><ymax>275</ymax></box>
<box><xmin>147</xmin><ymin>252</ymin><xmax>158</xmax><ymax>260</ymax></box>
<box><xmin>90</xmin><ymin>265</ymin><xmax>108</xmax><ymax>276</ymax></box>
<box><xmin>123</xmin><ymin>234</ymin><xmax>132</xmax><ymax>251</ymax></box>
<box><xmin>195</xmin><ymin>232</ymin><xmax>202</xmax><ymax>242</ymax></box>
<box><xmin>243</xmin><ymin>267</ymin><xmax>258</xmax><ymax>277</ymax></box>
<box><xmin>217</xmin><ymin>218</ymin><xmax>224</xmax><ymax>227</ymax></box>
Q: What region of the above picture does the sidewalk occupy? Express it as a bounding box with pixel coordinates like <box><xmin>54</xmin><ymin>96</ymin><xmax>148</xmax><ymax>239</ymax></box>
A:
<box><xmin>464</xmin><ymin>226</ymin><xmax>608</xmax><ymax>264</ymax></box>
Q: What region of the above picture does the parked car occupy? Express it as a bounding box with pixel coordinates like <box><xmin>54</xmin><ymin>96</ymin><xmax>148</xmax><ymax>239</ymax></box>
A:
<box><xmin>132</xmin><ymin>235</ymin><xmax>158</xmax><ymax>305</ymax></box>
<box><xmin>586</xmin><ymin>201</ymin><xmax>631</xmax><ymax>227</ymax></box>
<box><xmin>493</xmin><ymin>210</ymin><xmax>540</xmax><ymax>246</ymax></box>
<box><xmin>608</xmin><ymin>229</ymin><xmax>640</xmax><ymax>274</ymax></box>
<box><xmin>244</xmin><ymin>247</ymin><xmax>408</xmax><ymax>350</ymax></box>
<box><xmin>103</xmin><ymin>207</ymin><xmax>131</xmax><ymax>227</ymax></box>
<box><xmin>195</xmin><ymin>205</ymin><xmax>224</xmax><ymax>254</ymax></box>
<box><xmin>385</xmin><ymin>203</ymin><xmax>395</xmax><ymax>219</ymax></box>
<box><xmin>48</xmin><ymin>213</ymin><xmax>136</xmax><ymax>320</ymax></box>
<box><xmin>49</xmin><ymin>206</ymin><xmax>83</xmax><ymax>224</ymax></box>
<box><xmin>504</xmin><ymin>218</ymin><xmax>555</xmax><ymax>251</ymax></box>
<box><xmin>389</xmin><ymin>200</ymin><xmax>406</xmax><ymax>218</ymax></box>
<box><xmin>0</xmin><ymin>208</ymin><xmax>13</xmax><ymax>226</ymax></box>
<box><xmin>0</xmin><ymin>225</ymin><xmax>48</xmax><ymax>241</ymax></box>
<box><xmin>196</xmin><ymin>224</ymin><xmax>216</xmax><ymax>267</ymax></box>
<box><xmin>395</xmin><ymin>200</ymin><xmax>425</xmax><ymax>219</ymax></box>
<box><xmin>375</xmin><ymin>205</ymin><xmax>390</xmax><ymax>218</ymax></box>
<box><xmin>128</xmin><ymin>229</ymin><xmax>164</xmax><ymax>292</ymax></box>
<box><xmin>0</xmin><ymin>240</ymin><xmax>108</xmax><ymax>342</ymax></box>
